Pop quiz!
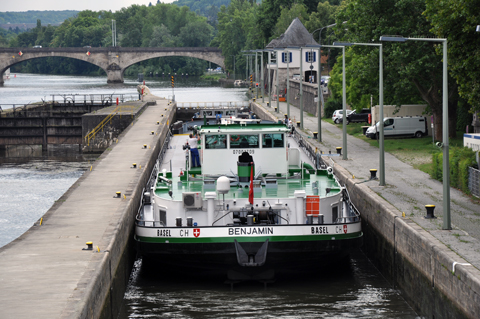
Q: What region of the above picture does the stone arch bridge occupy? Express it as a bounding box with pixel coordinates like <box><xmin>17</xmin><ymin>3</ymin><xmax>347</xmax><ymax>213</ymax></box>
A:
<box><xmin>0</xmin><ymin>47</ymin><xmax>225</xmax><ymax>86</ymax></box>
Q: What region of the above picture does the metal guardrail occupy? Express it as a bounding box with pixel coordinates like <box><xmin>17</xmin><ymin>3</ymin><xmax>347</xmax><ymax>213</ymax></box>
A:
<box><xmin>84</xmin><ymin>105</ymin><xmax>136</xmax><ymax>146</ymax></box>
<box><xmin>468</xmin><ymin>167</ymin><xmax>480</xmax><ymax>197</ymax></box>
<box><xmin>292</xmin><ymin>130</ymin><xmax>323</xmax><ymax>169</ymax></box>
<box><xmin>176</xmin><ymin>101</ymin><xmax>250</xmax><ymax>109</ymax></box>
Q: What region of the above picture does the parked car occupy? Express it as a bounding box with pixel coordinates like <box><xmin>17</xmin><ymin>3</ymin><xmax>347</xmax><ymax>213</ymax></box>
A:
<box><xmin>332</xmin><ymin>109</ymin><xmax>353</xmax><ymax>124</ymax></box>
<box><xmin>365</xmin><ymin>116</ymin><xmax>428</xmax><ymax>139</ymax></box>
<box><xmin>33</xmin><ymin>45</ymin><xmax>42</xmax><ymax>48</ymax></box>
<box><xmin>345</xmin><ymin>109</ymin><xmax>371</xmax><ymax>124</ymax></box>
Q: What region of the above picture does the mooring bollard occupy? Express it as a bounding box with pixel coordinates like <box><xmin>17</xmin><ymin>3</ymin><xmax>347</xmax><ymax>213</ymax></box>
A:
<box><xmin>336</xmin><ymin>147</ymin><xmax>342</xmax><ymax>155</ymax></box>
<box><xmin>425</xmin><ymin>205</ymin><xmax>437</xmax><ymax>219</ymax></box>
<box><xmin>313</xmin><ymin>132</ymin><xmax>318</xmax><ymax>139</ymax></box>
<box><xmin>297</xmin><ymin>121</ymin><xmax>301</xmax><ymax>128</ymax></box>
<box><xmin>274</xmin><ymin>107</ymin><xmax>277</xmax><ymax>112</ymax></box>
<box><xmin>267</xmin><ymin>102</ymin><xmax>270</xmax><ymax>107</ymax></box>
<box><xmin>370</xmin><ymin>169</ymin><xmax>377</xmax><ymax>180</ymax></box>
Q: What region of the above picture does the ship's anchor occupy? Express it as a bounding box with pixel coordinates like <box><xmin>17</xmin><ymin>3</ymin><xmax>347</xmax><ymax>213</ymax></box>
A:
<box><xmin>234</xmin><ymin>239</ymin><xmax>269</xmax><ymax>267</ymax></box>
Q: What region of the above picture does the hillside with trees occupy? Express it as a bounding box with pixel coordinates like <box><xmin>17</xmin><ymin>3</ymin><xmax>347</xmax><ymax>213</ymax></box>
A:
<box><xmin>0</xmin><ymin>10</ymin><xmax>79</xmax><ymax>25</ymax></box>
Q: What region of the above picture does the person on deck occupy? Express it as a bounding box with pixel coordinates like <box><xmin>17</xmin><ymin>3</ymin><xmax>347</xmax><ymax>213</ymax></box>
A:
<box><xmin>188</xmin><ymin>134</ymin><xmax>200</xmax><ymax>167</ymax></box>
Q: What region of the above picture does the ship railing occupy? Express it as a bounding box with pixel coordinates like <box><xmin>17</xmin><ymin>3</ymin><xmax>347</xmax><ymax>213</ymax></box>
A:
<box><xmin>342</xmin><ymin>187</ymin><xmax>361</xmax><ymax>220</ymax></box>
<box><xmin>291</xmin><ymin>130</ymin><xmax>325</xmax><ymax>169</ymax></box>
<box><xmin>146</xmin><ymin>129</ymin><xmax>173</xmax><ymax>190</ymax></box>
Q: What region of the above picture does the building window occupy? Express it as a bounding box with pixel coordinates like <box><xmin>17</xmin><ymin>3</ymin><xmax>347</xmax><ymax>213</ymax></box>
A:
<box><xmin>306</xmin><ymin>51</ymin><xmax>316</xmax><ymax>63</ymax></box>
<box><xmin>281</xmin><ymin>52</ymin><xmax>292</xmax><ymax>63</ymax></box>
<box><xmin>270</xmin><ymin>52</ymin><xmax>277</xmax><ymax>63</ymax></box>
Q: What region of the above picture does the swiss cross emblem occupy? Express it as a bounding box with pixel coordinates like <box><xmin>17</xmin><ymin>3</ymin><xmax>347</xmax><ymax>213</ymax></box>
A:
<box><xmin>86</xmin><ymin>51</ymin><xmax>91</xmax><ymax>56</ymax></box>
<box><xmin>193</xmin><ymin>228</ymin><xmax>200</xmax><ymax>237</ymax></box>
<box><xmin>18</xmin><ymin>51</ymin><xmax>23</xmax><ymax>56</ymax></box>
<box><xmin>343</xmin><ymin>225</ymin><xmax>348</xmax><ymax>234</ymax></box>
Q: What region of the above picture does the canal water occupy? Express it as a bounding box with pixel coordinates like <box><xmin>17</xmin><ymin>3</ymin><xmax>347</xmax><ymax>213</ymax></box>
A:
<box><xmin>0</xmin><ymin>73</ymin><xmax>419</xmax><ymax>318</ymax></box>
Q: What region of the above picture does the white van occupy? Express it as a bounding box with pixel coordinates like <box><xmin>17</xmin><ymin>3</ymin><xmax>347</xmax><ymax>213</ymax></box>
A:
<box><xmin>365</xmin><ymin>116</ymin><xmax>428</xmax><ymax>139</ymax></box>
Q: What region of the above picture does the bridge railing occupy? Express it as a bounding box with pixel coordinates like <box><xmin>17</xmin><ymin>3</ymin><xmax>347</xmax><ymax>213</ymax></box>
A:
<box><xmin>51</xmin><ymin>94</ymin><xmax>138</xmax><ymax>105</ymax></box>
<box><xmin>176</xmin><ymin>101</ymin><xmax>250</xmax><ymax>109</ymax></box>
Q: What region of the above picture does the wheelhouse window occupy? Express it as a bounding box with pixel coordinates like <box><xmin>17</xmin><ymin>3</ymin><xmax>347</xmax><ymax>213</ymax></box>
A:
<box><xmin>262</xmin><ymin>133</ymin><xmax>284</xmax><ymax>148</ymax></box>
<box><xmin>205</xmin><ymin>134</ymin><xmax>227</xmax><ymax>149</ymax></box>
<box><xmin>230</xmin><ymin>134</ymin><xmax>259</xmax><ymax>148</ymax></box>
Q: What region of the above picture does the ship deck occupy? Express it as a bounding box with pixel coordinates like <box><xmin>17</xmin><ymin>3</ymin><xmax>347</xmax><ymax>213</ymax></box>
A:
<box><xmin>155</xmin><ymin>133</ymin><xmax>341</xmax><ymax>200</ymax></box>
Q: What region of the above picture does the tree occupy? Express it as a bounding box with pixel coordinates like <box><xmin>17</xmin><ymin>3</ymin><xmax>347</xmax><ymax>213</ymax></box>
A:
<box><xmin>425</xmin><ymin>0</ymin><xmax>480</xmax><ymax>113</ymax></box>
<box><xmin>214</xmin><ymin>0</ymin><xmax>260</xmax><ymax>75</ymax></box>
<box><xmin>336</xmin><ymin>0</ymin><xmax>460</xmax><ymax>140</ymax></box>
<box><xmin>272</xmin><ymin>3</ymin><xmax>309</xmax><ymax>38</ymax></box>
<box><xmin>256</xmin><ymin>0</ymin><xmax>295</xmax><ymax>43</ymax></box>
<box><xmin>149</xmin><ymin>24</ymin><xmax>177</xmax><ymax>47</ymax></box>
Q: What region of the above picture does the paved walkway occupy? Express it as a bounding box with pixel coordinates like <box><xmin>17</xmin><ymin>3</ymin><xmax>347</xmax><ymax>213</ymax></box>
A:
<box><xmin>256</xmin><ymin>99</ymin><xmax>480</xmax><ymax>270</ymax></box>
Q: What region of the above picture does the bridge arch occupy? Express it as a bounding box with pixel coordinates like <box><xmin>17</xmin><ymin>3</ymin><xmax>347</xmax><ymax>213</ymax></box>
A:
<box><xmin>0</xmin><ymin>47</ymin><xmax>225</xmax><ymax>85</ymax></box>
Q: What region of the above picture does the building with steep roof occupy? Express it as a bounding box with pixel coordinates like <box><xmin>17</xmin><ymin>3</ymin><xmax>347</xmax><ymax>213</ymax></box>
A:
<box><xmin>265</xmin><ymin>18</ymin><xmax>325</xmax><ymax>107</ymax></box>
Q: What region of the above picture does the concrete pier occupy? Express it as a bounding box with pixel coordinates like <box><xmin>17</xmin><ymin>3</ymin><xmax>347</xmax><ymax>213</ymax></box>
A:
<box><xmin>0</xmin><ymin>97</ymin><xmax>175</xmax><ymax>318</ymax></box>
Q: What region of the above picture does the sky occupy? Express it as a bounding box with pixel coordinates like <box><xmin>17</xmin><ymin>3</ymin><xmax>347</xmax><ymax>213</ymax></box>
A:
<box><xmin>1</xmin><ymin>0</ymin><xmax>176</xmax><ymax>12</ymax></box>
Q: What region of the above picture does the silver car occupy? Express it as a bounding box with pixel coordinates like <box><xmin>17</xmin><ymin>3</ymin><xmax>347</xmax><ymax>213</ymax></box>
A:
<box><xmin>332</xmin><ymin>109</ymin><xmax>353</xmax><ymax>124</ymax></box>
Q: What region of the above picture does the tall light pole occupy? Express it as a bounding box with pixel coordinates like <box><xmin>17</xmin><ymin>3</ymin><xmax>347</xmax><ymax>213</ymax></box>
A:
<box><xmin>323</xmin><ymin>45</ymin><xmax>347</xmax><ymax>160</ymax></box>
<box><xmin>230</xmin><ymin>55</ymin><xmax>236</xmax><ymax>80</ymax></box>
<box><xmin>267</xmin><ymin>49</ymin><xmax>273</xmax><ymax>108</ymax></box>
<box><xmin>260</xmin><ymin>50</ymin><xmax>265</xmax><ymax>103</ymax></box>
<box><xmin>309</xmin><ymin>22</ymin><xmax>345</xmax><ymax>142</ymax></box>
<box><xmin>333</xmin><ymin>42</ymin><xmax>384</xmax><ymax>185</ymax></box>
<box><xmin>276</xmin><ymin>50</ymin><xmax>280</xmax><ymax>112</ymax></box>
<box><xmin>380</xmin><ymin>35</ymin><xmax>450</xmax><ymax>230</ymax></box>
<box><xmin>299</xmin><ymin>47</ymin><xmax>304</xmax><ymax>128</ymax></box>
<box><xmin>284</xmin><ymin>48</ymin><xmax>292</xmax><ymax>119</ymax></box>
<box><xmin>111</xmin><ymin>20</ymin><xmax>116</xmax><ymax>47</ymax></box>
<box><xmin>254</xmin><ymin>50</ymin><xmax>259</xmax><ymax>99</ymax></box>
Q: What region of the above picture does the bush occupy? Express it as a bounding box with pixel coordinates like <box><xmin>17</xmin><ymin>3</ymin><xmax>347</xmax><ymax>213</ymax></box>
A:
<box><xmin>431</xmin><ymin>147</ymin><xmax>476</xmax><ymax>192</ymax></box>
<box><xmin>324</xmin><ymin>97</ymin><xmax>342</xmax><ymax>119</ymax></box>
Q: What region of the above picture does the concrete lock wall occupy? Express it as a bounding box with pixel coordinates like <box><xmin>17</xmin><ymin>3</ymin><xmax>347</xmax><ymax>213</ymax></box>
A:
<box><xmin>288</xmin><ymin>80</ymin><xmax>319</xmax><ymax>116</ymax></box>
<box><xmin>63</xmin><ymin>104</ymin><xmax>176</xmax><ymax>319</ymax></box>
<box><xmin>331</xmin><ymin>162</ymin><xmax>480</xmax><ymax>319</ymax></box>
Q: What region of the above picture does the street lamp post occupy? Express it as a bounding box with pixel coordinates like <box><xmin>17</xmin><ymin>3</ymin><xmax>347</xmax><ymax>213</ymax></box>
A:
<box><xmin>267</xmin><ymin>50</ymin><xmax>272</xmax><ymax>108</ymax></box>
<box><xmin>333</xmin><ymin>42</ymin><xmax>384</xmax><ymax>186</ymax></box>
<box><xmin>322</xmin><ymin>45</ymin><xmax>347</xmax><ymax>160</ymax></box>
<box><xmin>300</xmin><ymin>47</ymin><xmax>304</xmax><ymax>128</ymax></box>
<box><xmin>380</xmin><ymin>35</ymin><xmax>450</xmax><ymax>230</ymax></box>
<box><xmin>230</xmin><ymin>55</ymin><xmax>236</xmax><ymax>80</ymax></box>
<box><xmin>254</xmin><ymin>50</ymin><xmax>259</xmax><ymax>99</ymax></box>
<box><xmin>284</xmin><ymin>48</ymin><xmax>291</xmax><ymax>119</ymax></box>
<box><xmin>260</xmin><ymin>51</ymin><xmax>265</xmax><ymax>103</ymax></box>
<box><xmin>309</xmin><ymin>22</ymin><xmax>345</xmax><ymax>142</ymax></box>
